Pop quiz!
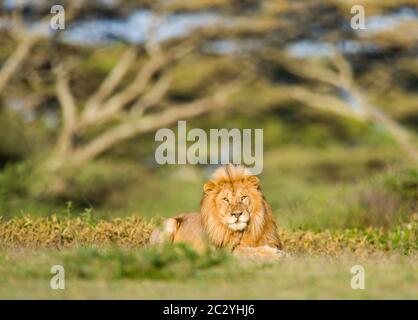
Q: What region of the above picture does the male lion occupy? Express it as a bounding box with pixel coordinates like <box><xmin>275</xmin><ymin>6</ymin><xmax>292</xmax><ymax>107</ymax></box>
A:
<box><xmin>149</xmin><ymin>165</ymin><xmax>283</xmax><ymax>259</ymax></box>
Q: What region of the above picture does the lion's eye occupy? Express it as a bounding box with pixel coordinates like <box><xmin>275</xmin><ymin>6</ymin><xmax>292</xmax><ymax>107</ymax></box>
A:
<box><xmin>241</xmin><ymin>196</ymin><xmax>247</xmax><ymax>201</ymax></box>
<box><xmin>223</xmin><ymin>197</ymin><xmax>230</xmax><ymax>203</ymax></box>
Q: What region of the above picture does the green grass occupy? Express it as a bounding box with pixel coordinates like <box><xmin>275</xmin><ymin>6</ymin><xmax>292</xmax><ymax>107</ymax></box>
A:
<box><xmin>1</xmin><ymin>248</ymin><xmax>417</xmax><ymax>299</ymax></box>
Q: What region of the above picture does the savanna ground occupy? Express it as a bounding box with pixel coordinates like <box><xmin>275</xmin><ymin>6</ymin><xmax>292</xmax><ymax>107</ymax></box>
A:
<box><xmin>1</xmin><ymin>145</ymin><xmax>417</xmax><ymax>299</ymax></box>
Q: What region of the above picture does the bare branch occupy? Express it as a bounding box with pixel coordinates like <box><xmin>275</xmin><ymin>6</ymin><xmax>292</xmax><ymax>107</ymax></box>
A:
<box><xmin>0</xmin><ymin>7</ymin><xmax>81</xmax><ymax>96</ymax></box>
<box><xmin>286</xmin><ymin>86</ymin><xmax>364</xmax><ymax>120</ymax></box>
<box><xmin>0</xmin><ymin>35</ymin><xmax>39</xmax><ymax>94</ymax></box>
<box><xmin>129</xmin><ymin>75</ymin><xmax>171</xmax><ymax>117</ymax></box>
<box><xmin>144</xmin><ymin>12</ymin><xmax>164</xmax><ymax>57</ymax></box>
<box><xmin>71</xmin><ymin>79</ymin><xmax>248</xmax><ymax>166</ymax></box>
<box><xmin>83</xmin><ymin>48</ymin><xmax>138</xmax><ymax>118</ymax></box>
<box><xmin>79</xmin><ymin>41</ymin><xmax>194</xmax><ymax>130</ymax></box>
<box><xmin>55</xmin><ymin>67</ymin><xmax>78</xmax><ymax>156</ymax></box>
<box><xmin>79</xmin><ymin>53</ymin><xmax>166</xmax><ymax>129</ymax></box>
<box><xmin>331</xmin><ymin>49</ymin><xmax>354</xmax><ymax>86</ymax></box>
<box><xmin>264</xmin><ymin>50</ymin><xmax>344</xmax><ymax>89</ymax></box>
<box><xmin>270</xmin><ymin>48</ymin><xmax>418</xmax><ymax>163</ymax></box>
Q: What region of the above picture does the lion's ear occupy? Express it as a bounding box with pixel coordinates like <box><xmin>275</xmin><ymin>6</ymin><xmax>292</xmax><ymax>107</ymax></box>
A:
<box><xmin>247</xmin><ymin>175</ymin><xmax>260</xmax><ymax>187</ymax></box>
<box><xmin>203</xmin><ymin>181</ymin><xmax>216</xmax><ymax>194</ymax></box>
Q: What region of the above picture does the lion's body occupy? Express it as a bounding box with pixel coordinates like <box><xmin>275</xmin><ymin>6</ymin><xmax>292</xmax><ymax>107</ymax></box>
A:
<box><xmin>150</xmin><ymin>213</ymin><xmax>209</xmax><ymax>252</ymax></box>
<box><xmin>149</xmin><ymin>165</ymin><xmax>283</xmax><ymax>259</ymax></box>
<box><xmin>172</xmin><ymin>213</ymin><xmax>209</xmax><ymax>252</ymax></box>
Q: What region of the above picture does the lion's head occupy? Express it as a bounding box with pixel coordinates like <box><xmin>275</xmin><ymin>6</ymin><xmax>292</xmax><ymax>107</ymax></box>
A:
<box><xmin>200</xmin><ymin>165</ymin><xmax>280</xmax><ymax>249</ymax></box>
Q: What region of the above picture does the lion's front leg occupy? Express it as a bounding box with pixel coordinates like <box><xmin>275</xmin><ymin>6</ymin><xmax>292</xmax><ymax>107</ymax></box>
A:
<box><xmin>233</xmin><ymin>245</ymin><xmax>286</xmax><ymax>260</ymax></box>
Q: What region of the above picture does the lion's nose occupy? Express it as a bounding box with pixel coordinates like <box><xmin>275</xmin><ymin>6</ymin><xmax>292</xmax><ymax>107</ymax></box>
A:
<box><xmin>231</xmin><ymin>211</ymin><xmax>243</xmax><ymax>218</ymax></box>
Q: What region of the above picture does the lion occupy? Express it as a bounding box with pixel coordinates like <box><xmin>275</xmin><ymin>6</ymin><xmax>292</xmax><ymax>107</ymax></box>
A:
<box><xmin>149</xmin><ymin>165</ymin><xmax>284</xmax><ymax>259</ymax></box>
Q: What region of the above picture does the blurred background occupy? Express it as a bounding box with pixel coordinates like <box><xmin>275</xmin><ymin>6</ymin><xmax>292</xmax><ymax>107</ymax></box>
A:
<box><xmin>0</xmin><ymin>0</ymin><xmax>417</xmax><ymax>230</ymax></box>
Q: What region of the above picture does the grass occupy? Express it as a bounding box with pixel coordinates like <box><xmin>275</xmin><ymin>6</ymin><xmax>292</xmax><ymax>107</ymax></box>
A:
<box><xmin>1</xmin><ymin>213</ymin><xmax>418</xmax><ymax>254</ymax></box>
<box><xmin>0</xmin><ymin>214</ymin><xmax>418</xmax><ymax>299</ymax></box>
<box><xmin>2</xmin><ymin>255</ymin><xmax>418</xmax><ymax>299</ymax></box>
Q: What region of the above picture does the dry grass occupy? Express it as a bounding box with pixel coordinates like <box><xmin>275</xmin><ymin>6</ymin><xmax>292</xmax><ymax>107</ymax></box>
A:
<box><xmin>0</xmin><ymin>215</ymin><xmax>154</xmax><ymax>250</ymax></box>
<box><xmin>279</xmin><ymin>217</ymin><xmax>418</xmax><ymax>256</ymax></box>
<box><xmin>0</xmin><ymin>214</ymin><xmax>417</xmax><ymax>256</ymax></box>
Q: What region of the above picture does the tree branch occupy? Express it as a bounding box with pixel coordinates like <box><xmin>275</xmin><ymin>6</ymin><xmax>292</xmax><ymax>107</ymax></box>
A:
<box><xmin>129</xmin><ymin>75</ymin><xmax>171</xmax><ymax>117</ymax></box>
<box><xmin>55</xmin><ymin>67</ymin><xmax>78</xmax><ymax>157</ymax></box>
<box><xmin>286</xmin><ymin>86</ymin><xmax>364</xmax><ymax>120</ymax></box>
<box><xmin>79</xmin><ymin>41</ymin><xmax>194</xmax><ymax>130</ymax></box>
<box><xmin>82</xmin><ymin>48</ymin><xmax>138</xmax><ymax>119</ymax></box>
<box><xmin>71</xmin><ymin>78</ymin><xmax>247</xmax><ymax>166</ymax></box>
<box><xmin>269</xmin><ymin>48</ymin><xmax>418</xmax><ymax>163</ymax></box>
<box><xmin>0</xmin><ymin>35</ymin><xmax>39</xmax><ymax>95</ymax></box>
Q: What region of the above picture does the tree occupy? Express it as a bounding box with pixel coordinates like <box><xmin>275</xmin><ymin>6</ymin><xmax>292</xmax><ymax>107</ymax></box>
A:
<box><xmin>0</xmin><ymin>0</ymin><xmax>417</xmax><ymax>198</ymax></box>
<box><xmin>0</xmin><ymin>1</ymin><xmax>254</xmax><ymax>195</ymax></box>
<box><xmin>50</xmin><ymin>41</ymin><xmax>250</xmax><ymax>172</ymax></box>
<box><xmin>264</xmin><ymin>49</ymin><xmax>418</xmax><ymax>162</ymax></box>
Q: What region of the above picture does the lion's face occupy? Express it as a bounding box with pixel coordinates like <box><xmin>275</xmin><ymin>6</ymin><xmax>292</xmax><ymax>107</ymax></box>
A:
<box><xmin>202</xmin><ymin>174</ymin><xmax>263</xmax><ymax>232</ymax></box>
<box><xmin>200</xmin><ymin>165</ymin><xmax>280</xmax><ymax>249</ymax></box>
<box><xmin>214</xmin><ymin>182</ymin><xmax>253</xmax><ymax>231</ymax></box>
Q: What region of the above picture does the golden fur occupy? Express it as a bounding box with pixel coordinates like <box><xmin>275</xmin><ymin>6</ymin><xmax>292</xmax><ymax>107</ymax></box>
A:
<box><xmin>149</xmin><ymin>165</ymin><xmax>283</xmax><ymax>259</ymax></box>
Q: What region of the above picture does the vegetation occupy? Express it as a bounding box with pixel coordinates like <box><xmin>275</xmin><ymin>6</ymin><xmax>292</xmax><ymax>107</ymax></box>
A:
<box><xmin>1</xmin><ymin>213</ymin><xmax>418</xmax><ymax>299</ymax></box>
<box><xmin>1</xmin><ymin>213</ymin><xmax>418</xmax><ymax>255</ymax></box>
<box><xmin>0</xmin><ymin>0</ymin><xmax>417</xmax><ymax>299</ymax></box>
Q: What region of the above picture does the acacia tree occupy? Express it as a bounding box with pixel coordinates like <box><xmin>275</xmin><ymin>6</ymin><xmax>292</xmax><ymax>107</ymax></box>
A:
<box><xmin>0</xmin><ymin>0</ymin><xmax>417</xmax><ymax>198</ymax></box>
<box><xmin>50</xmin><ymin>42</ymin><xmax>250</xmax><ymax>172</ymax></box>
<box><xmin>0</xmin><ymin>1</ymin><xmax>254</xmax><ymax>195</ymax></box>
<box><xmin>263</xmin><ymin>49</ymin><xmax>418</xmax><ymax>162</ymax></box>
<box><xmin>252</xmin><ymin>0</ymin><xmax>418</xmax><ymax>163</ymax></box>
